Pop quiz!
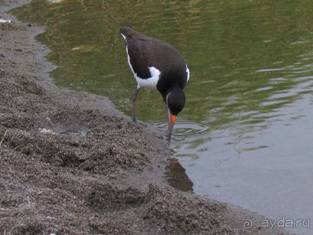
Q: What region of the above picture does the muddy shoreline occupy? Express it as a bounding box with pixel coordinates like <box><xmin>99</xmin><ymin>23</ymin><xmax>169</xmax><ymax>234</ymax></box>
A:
<box><xmin>0</xmin><ymin>0</ymin><xmax>289</xmax><ymax>234</ymax></box>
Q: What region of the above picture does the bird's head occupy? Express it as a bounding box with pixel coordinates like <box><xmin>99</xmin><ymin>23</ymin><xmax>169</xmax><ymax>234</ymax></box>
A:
<box><xmin>120</xmin><ymin>26</ymin><xmax>132</xmax><ymax>37</ymax></box>
<box><xmin>166</xmin><ymin>87</ymin><xmax>185</xmax><ymax>143</ymax></box>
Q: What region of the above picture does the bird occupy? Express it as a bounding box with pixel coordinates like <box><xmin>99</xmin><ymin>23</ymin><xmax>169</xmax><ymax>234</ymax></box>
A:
<box><xmin>120</xmin><ymin>26</ymin><xmax>190</xmax><ymax>143</ymax></box>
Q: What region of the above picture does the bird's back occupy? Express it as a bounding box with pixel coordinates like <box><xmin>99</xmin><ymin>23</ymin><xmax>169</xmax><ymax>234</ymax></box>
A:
<box><xmin>120</xmin><ymin>27</ymin><xmax>189</xmax><ymax>93</ymax></box>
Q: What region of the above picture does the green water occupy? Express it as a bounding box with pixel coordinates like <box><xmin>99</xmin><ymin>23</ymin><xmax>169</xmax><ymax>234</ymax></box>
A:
<box><xmin>14</xmin><ymin>0</ymin><xmax>313</xmax><ymax>125</ymax></box>
<box><xmin>13</xmin><ymin>1</ymin><xmax>313</xmax><ymax>234</ymax></box>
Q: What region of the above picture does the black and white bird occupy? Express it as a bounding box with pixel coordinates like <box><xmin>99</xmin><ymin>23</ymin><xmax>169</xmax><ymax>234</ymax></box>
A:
<box><xmin>120</xmin><ymin>26</ymin><xmax>190</xmax><ymax>143</ymax></box>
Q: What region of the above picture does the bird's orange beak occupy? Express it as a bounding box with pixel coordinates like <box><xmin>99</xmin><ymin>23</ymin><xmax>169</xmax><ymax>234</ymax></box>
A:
<box><xmin>170</xmin><ymin>114</ymin><xmax>177</xmax><ymax>124</ymax></box>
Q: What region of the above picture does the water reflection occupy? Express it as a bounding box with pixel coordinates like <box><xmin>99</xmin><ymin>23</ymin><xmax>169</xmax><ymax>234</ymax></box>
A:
<box><xmin>166</xmin><ymin>158</ymin><xmax>193</xmax><ymax>192</ymax></box>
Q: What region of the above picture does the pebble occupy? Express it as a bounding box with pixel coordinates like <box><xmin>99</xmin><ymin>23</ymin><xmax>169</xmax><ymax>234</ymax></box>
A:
<box><xmin>0</xmin><ymin>19</ymin><xmax>12</xmax><ymax>24</ymax></box>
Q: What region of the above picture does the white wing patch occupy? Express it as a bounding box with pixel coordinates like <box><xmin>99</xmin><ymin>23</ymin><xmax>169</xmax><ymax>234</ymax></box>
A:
<box><xmin>139</xmin><ymin>66</ymin><xmax>161</xmax><ymax>89</ymax></box>
<box><xmin>186</xmin><ymin>65</ymin><xmax>190</xmax><ymax>82</ymax></box>
<box><xmin>121</xmin><ymin>33</ymin><xmax>126</xmax><ymax>40</ymax></box>
<box><xmin>125</xmin><ymin>46</ymin><xmax>161</xmax><ymax>89</ymax></box>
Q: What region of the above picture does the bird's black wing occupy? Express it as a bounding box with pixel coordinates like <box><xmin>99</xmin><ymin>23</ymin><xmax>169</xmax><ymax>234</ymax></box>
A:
<box><xmin>127</xmin><ymin>37</ymin><xmax>187</xmax><ymax>81</ymax></box>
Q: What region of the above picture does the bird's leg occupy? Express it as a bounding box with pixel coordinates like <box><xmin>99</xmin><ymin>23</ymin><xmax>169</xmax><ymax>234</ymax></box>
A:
<box><xmin>166</xmin><ymin>109</ymin><xmax>176</xmax><ymax>144</ymax></box>
<box><xmin>166</xmin><ymin>108</ymin><xmax>173</xmax><ymax>144</ymax></box>
<box><xmin>164</xmin><ymin>102</ymin><xmax>172</xmax><ymax>143</ymax></box>
<box><xmin>131</xmin><ymin>87</ymin><xmax>140</xmax><ymax>123</ymax></box>
<box><xmin>164</xmin><ymin>104</ymin><xmax>170</xmax><ymax>140</ymax></box>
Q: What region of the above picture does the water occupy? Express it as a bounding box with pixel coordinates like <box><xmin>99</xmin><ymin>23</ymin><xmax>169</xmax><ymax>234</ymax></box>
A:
<box><xmin>13</xmin><ymin>0</ymin><xmax>313</xmax><ymax>234</ymax></box>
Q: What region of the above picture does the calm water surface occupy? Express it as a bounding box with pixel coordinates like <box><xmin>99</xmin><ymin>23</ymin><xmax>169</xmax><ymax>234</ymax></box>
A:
<box><xmin>14</xmin><ymin>1</ymin><xmax>313</xmax><ymax>234</ymax></box>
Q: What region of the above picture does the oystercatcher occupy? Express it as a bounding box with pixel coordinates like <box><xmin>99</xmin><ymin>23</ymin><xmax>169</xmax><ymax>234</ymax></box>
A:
<box><xmin>120</xmin><ymin>26</ymin><xmax>190</xmax><ymax>143</ymax></box>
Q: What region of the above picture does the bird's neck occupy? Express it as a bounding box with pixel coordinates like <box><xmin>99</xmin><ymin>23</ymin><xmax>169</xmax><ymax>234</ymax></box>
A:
<box><xmin>165</xmin><ymin>86</ymin><xmax>181</xmax><ymax>102</ymax></box>
<box><xmin>167</xmin><ymin>86</ymin><xmax>182</xmax><ymax>95</ymax></box>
